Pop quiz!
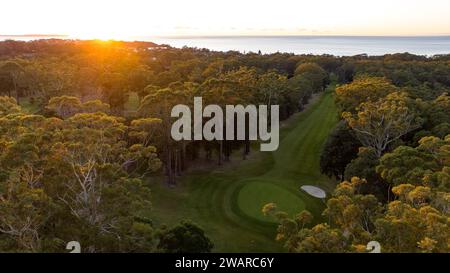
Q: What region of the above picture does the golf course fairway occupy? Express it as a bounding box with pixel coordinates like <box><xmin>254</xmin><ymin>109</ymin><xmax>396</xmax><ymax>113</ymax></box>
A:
<box><xmin>149</xmin><ymin>86</ymin><xmax>338</xmax><ymax>252</ymax></box>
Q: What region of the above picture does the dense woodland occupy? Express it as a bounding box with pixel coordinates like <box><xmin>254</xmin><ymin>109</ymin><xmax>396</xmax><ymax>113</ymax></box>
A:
<box><xmin>0</xmin><ymin>39</ymin><xmax>448</xmax><ymax>252</ymax></box>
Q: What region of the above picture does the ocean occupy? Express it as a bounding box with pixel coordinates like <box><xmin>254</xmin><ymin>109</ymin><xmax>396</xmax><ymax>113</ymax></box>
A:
<box><xmin>150</xmin><ymin>36</ymin><xmax>450</xmax><ymax>56</ymax></box>
<box><xmin>2</xmin><ymin>35</ymin><xmax>450</xmax><ymax>56</ymax></box>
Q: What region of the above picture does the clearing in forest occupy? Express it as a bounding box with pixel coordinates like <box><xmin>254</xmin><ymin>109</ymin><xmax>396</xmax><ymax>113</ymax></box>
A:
<box><xmin>150</xmin><ymin>86</ymin><xmax>338</xmax><ymax>252</ymax></box>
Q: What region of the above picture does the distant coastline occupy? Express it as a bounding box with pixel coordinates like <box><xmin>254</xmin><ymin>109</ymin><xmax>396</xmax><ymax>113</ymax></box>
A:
<box><xmin>2</xmin><ymin>34</ymin><xmax>449</xmax><ymax>39</ymax></box>
<box><xmin>149</xmin><ymin>35</ymin><xmax>450</xmax><ymax>56</ymax></box>
<box><xmin>1</xmin><ymin>35</ymin><xmax>449</xmax><ymax>56</ymax></box>
<box><xmin>152</xmin><ymin>34</ymin><xmax>450</xmax><ymax>39</ymax></box>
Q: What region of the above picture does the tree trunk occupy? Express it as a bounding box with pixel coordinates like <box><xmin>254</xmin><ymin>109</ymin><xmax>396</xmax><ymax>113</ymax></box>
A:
<box><xmin>13</xmin><ymin>80</ymin><xmax>19</xmax><ymax>103</ymax></box>
<box><xmin>181</xmin><ymin>142</ymin><xmax>187</xmax><ymax>171</ymax></box>
<box><xmin>245</xmin><ymin>139</ymin><xmax>250</xmax><ymax>156</ymax></box>
<box><xmin>224</xmin><ymin>141</ymin><xmax>230</xmax><ymax>162</ymax></box>
<box><xmin>167</xmin><ymin>148</ymin><xmax>175</xmax><ymax>186</ymax></box>
<box><xmin>174</xmin><ymin>149</ymin><xmax>179</xmax><ymax>176</ymax></box>
<box><xmin>218</xmin><ymin>140</ymin><xmax>223</xmax><ymax>165</ymax></box>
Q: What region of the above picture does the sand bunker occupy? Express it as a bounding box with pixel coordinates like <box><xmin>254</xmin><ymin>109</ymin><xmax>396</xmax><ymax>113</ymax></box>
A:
<box><xmin>301</xmin><ymin>185</ymin><xmax>326</xmax><ymax>199</ymax></box>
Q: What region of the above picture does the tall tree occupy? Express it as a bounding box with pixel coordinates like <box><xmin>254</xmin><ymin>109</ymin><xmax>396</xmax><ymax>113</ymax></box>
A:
<box><xmin>335</xmin><ymin>76</ymin><xmax>397</xmax><ymax>113</ymax></box>
<box><xmin>0</xmin><ymin>61</ymin><xmax>25</xmax><ymax>101</ymax></box>
<box><xmin>157</xmin><ymin>221</ymin><xmax>214</xmax><ymax>253</ymax></box>
<box><xmin>320</xmin><ymin>121</ymin><xmax>360</xmax><ymax>181</ymax></box>
<box><xmin>343</xmin><ymin>92</ymin><xmax>422</xmax><ymax>157</ymax></box>
<box><xmin>294</xmin><ymin>62</ymin><xmax>328</xmax><ymax>93</ymax></box>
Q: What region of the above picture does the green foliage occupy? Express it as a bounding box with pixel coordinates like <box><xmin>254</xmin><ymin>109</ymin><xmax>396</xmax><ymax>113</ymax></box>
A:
<box><xmin>425</xmin><ymin>93</ymin><xmax>450</xmax><ymax>129</ymax></box>
<box><xmin>0</xmin><ymin>40</ymin><xmax>449</xmax><ymax>253</ymax></box>
<box><xmin>294</xmin><ymin>62</ymin><xmax>328</xmax><ymax>93</ymax></box>
<box><xmin>343</xmin><ymin>92</ymin><xmax>423</xmax><ymax>157</ymax></box>
<box><xmin>344</xmin><ymin>147</ymin><xmax>385</xmax><ymax>197</ymax></box>
<box><xmin>157</xmin><ymin>221</ymin><xmax>213</xmax><ymax>253</ymax></box>
<box><xmin>320</xmin><ymin>121</ymin><xmax>360</xmax><ymax>180</ymax></box>
<box><xmin>46</xmin><ymin>96</ymin><xmax>111</xmax><ymax>118</ymax></box>
<box><xmin>266</xmin><ymin>177</ymin><xmax>449</xmax><ymax>253</ymax></box>
<box><xmin>99</xmin><ymin>72</ymin><xmax>127</xmax><ymax>114</ymax></box>
<box><xmin>0</xmin><ymin>96</ymin><xmax>21</xmax><ymax>115</ymax></box>
<box><xmin>335</xmin><ymin>76</ymin><xmax>397</xmax><ymax>113</ymax></box>
<box><xmin>0</xmin><ymin>102</ymin><xmax>161</xmax><ymax>252</ymax></box>
<box><xmin>377</xmin><ymin>135</ymin><xmax>450</xmax><ymax>191</ymax></box>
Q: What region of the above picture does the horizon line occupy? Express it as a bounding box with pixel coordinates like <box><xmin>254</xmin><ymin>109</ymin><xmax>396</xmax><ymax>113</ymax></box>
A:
<box><xmin>2</xmin><ymin>33</ymin><xmax>450</xmax><ymax>39</ymax></box>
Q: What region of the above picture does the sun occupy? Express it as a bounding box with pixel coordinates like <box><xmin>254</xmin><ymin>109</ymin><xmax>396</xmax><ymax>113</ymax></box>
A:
<box><xmin>72</xmin><ymin>33</ymin><xmax>127</xmax><ymax>41</ymax></box>
<box><xmin>67</xmin><ymin>23</ymin><xmax>168</xmax><ymax>41</ymax></box>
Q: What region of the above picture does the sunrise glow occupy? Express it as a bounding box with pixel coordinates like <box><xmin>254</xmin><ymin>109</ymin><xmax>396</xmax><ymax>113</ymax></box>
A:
<box><xmin>1</xmin><ymin>0</ymin><xmax>449</xmax><ymax>39</ymax></box>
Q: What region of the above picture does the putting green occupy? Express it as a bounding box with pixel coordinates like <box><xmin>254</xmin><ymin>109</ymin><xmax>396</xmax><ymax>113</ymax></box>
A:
<box><xmin>237</xmin><ymin>181</ymin><xmax>305</xmax><ymax>223</ymax></box>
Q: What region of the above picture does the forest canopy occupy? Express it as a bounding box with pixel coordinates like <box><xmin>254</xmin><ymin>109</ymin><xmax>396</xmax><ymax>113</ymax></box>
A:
<box><xmin>0</xmin><ymin>39</ymin><xmax>448</xmax><ymax>253</ymax></box>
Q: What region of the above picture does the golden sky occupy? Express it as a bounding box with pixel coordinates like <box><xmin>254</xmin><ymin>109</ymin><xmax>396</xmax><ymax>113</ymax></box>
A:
<box><xmin>1</xmin><ymin>0</ymin><xmax>449</xmax><ymax>38</ymax></box>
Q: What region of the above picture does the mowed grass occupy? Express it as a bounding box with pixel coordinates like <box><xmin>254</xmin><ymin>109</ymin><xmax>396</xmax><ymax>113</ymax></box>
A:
<box><xmin>237</xmin><ymin>180</ymin><xmax>306</xmax><ymax>223</ymax></box>
<box><xmin>124</xmin><ymin>92</ymin><xmax>140</xmax><ymax>117</ymax></box>
<box><xmin>148</xmin><ymin>86</ymin><xmax>338</xmax><ymax>252</ymax></box>
<box><xmin>19</xmin><ymin>98</ymin><xmax>40</xmax><ymax>114</ymax></box>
